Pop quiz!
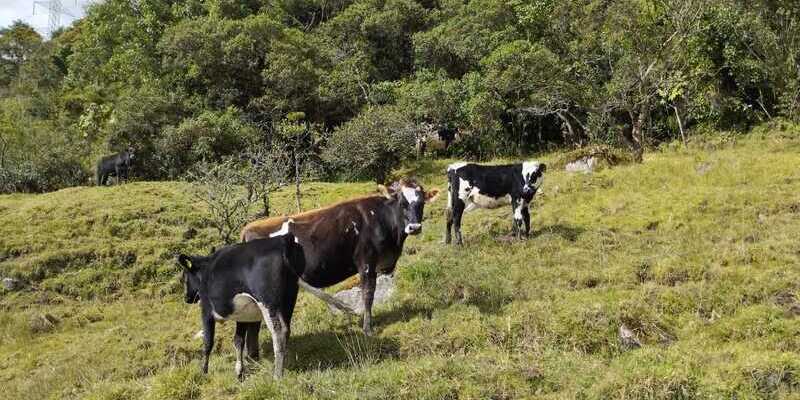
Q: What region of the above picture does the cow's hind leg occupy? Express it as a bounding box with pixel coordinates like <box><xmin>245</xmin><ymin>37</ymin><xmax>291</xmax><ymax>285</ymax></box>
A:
<box><xmin>201</xmin><ymin>315</ymin><xmax>215</xmax><ymax>374</ymax></box>
<box><xmin>244</xmin><ymin>322</ymin><xmax>261</xmax><ymax>361</ymax></box>
<box><xmin>255</xmin><ymin>303</ymin><xmax>288</xmax><ymax>379</ymax></box>
<box><xmin>234</xmin><ymin>322</ymin><xmax>247</xmax><ymax>380</ymax></box>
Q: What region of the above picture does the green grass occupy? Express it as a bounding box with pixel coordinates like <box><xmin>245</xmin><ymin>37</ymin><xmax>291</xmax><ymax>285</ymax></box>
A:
<box><xmin>1</xmin><ymin>127</ymin><xmax>799</xmax><ymax>399</ymax></box>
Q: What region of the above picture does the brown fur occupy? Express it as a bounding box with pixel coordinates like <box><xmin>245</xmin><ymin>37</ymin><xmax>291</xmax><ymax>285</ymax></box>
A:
<box><xmin>240</xmin><ymin>195</ymin><xmax>385</xmax><ymax>242</ymax></box>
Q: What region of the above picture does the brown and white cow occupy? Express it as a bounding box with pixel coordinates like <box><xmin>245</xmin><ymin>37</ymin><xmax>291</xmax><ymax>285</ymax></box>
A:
<box><xmin>241</xmin><ymin>178</ymin><xmax>439</xmax><ymax>335</ymax></box>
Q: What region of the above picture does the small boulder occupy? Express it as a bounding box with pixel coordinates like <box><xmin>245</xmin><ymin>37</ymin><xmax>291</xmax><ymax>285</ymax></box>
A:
<box><xmin>695</xmin><ymin>162</ymin><xmax>713</xmax><ymax>175</ymax></box>
<box><xmin>565</xmin><ymin>157</ymin><xmax>597</xmax><ymax>174</ymax></box>
<box><xmin>29</xmin><ymin>313</ymin><xmax>59</xmax><ymax>334</ymax></box>
<box><xmin>618</xmin><ymin>324</ymin><xmax>641</xmax><ymax>350</ymax></box>
<box><xmin>331</xmin><ymin>275</ymin><xmax>395</xmax><ymax>314</ymax></box>
<box><xmin>2</xmin><ymin>277</ymin><xmax>20</xmax><ymax>291</ymax></box>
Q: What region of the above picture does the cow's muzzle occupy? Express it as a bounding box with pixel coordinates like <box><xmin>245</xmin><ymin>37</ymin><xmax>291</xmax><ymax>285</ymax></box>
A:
<box><xmin>404</xmin><ymin>223</ymin><xmax>422</xmax><ymax>235</ymax></box>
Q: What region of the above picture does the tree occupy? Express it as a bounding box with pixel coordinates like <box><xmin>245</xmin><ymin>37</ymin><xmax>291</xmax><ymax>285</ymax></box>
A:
<box><xmin>0</xmin><ymin>22</ymin><xmax>43</xmax><ymax>89</ymax></box>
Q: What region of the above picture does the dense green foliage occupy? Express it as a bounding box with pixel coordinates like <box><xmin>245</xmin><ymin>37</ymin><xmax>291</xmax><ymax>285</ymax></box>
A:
<box><xmin>0</xmin><ymin>0</ymin><xmax>798</xmax><ymax>191</ymax></box>
<box><xmin>1</xmin><ymin>129</ymin><xmax>798</xmax><ymax>398</ymax></box>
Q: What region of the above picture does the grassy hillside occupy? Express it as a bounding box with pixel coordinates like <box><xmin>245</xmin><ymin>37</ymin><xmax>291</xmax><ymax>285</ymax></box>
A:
<box><xmin>1</xmin><ymin>127</ymin><xmax>799</xmax><ymax>399</ymax></box>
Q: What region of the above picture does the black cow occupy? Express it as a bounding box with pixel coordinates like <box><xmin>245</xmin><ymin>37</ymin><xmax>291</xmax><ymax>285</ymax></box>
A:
<box><xmin>241</xmin><ymin>178</ymin><xmax>439</xmax><ymax>336</ymax></box>
<box><xmin>96</xmin><ymin>147</ymin><xmax>135</xmax><ymax>186</ymax></box>
<box><xmin>416</xmin><ymin>123</ymin><xmax>460</xmax><ymax>157</ymax></box>
<box><xmin>445</xmin><ymin>161</ymin><xmax>546</xmax><ymax>245</ymax></box>
<box><xmin>177</xmin><ymin>234</ymin><xmax>304</xmax><ymax>379</ymax></box>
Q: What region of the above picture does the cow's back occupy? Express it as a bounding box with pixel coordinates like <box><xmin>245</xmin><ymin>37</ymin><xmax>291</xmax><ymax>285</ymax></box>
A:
<box><xmin>240</xmin><ymin>195</ymin><xmax>392</xmax><ymax>287</ymax></box>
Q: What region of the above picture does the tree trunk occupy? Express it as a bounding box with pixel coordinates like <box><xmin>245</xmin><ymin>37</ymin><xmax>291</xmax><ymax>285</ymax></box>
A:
<box><xmin>294</xmin><ymin>149</ymin><xmax>302</xmax><ymax>213</ymax></box>
<box><xmin>622</xmin><ymin>109</ymin><xmax>644</xmax><ymax>163</ymax></box>
<box><xmin>672</xmin><ymin>104</ymin><xmax>687</xmax><ymax>148</ymax></box>
<box><xmin>556</xmin><ymin>111</ymin><xmax>576</xmax><ymax>147</ymax></box>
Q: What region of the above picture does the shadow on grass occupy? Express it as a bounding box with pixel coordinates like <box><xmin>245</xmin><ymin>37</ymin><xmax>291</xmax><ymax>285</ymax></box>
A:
<box><xmin>531</xmin><ymin>224</ymin><xmax>585</xmax><ymax>242</ymax></box>
<box><xmin>254</xmin><ymin>329</ymin><xmax>400</xmax><ymax>373</ymax></box>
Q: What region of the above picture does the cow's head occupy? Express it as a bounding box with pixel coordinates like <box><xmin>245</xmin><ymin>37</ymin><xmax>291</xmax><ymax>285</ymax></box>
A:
<box><xmin>379</xmin><ymin>178</ymin><xmax>440</xmax><ymax>235</ymax></box>
<box><xmin>521</xmin><ymin>162</ymin><xmax>546</xmax><ymax>198</ymax></box>
<box><xmin>177</xmin><ymin>250</ymin><xmax>213</xmax><ymax>304</ymax></box>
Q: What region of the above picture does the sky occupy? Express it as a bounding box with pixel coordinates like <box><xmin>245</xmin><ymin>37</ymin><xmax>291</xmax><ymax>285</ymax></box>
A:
<box><xmin>0</xmin><ymin>0</ymin><xmax>90</xmax><ymax>37</ymax></box>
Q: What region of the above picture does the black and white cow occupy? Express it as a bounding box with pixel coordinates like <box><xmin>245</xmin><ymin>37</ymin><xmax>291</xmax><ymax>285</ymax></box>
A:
<box><xmin>177</xmin><ymin>233</ymin><xmax>304</xmax><ymax>379</ymax></box>
<box><xmin>445</xmin><ymin>161</ymin><xmax>546</xmax><ymax>245</ymax></box>
<box><xmin>96</xmin><ymin>147</ymin><xmax>135</xmax><ymax>186</ymax></box>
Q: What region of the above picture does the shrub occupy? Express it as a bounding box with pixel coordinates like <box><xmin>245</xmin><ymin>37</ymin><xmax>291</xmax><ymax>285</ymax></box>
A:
<box><xmin>323</xmin><ymin>105</ymin><xmax>415</xmax><ymax>183</ymax></box>
<box><xmin>155</xmin><ymin>108</ymin><xmax>258</xmax><ymax>179</ymax></box>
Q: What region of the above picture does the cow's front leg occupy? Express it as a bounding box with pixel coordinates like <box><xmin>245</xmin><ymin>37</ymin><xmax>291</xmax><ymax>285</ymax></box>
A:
<box><xmin>444</xmin><ymin>207</ymin><xmax>453</xmax><ymax>244</ymax></box>
<box><xmin>512</xmin><ymin>198</ymin><xmax>526</xmax><ymax>239</ymax></box>
<box><xmin>201</xmin><ymin>314</ymin><xmax>215</xmax><ymax>374</ymax></box>
<box><xmin>360</xmin><ymin>264</ymin><xmax>377</xmax><ymax>336</ymax></box>
<box><xmin>233</xmin><ymin>322</ymin><xmax>247</xmax><ymax>380</ymax></box>
<box><xmin>522</xmin><ymin>204</ymin><xmax>531</xmax><ymax>238</ymax></box>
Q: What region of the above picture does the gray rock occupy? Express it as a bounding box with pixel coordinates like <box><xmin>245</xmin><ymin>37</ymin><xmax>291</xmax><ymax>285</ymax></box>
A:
<box><xmin>565</xmin><ymin>157</ymin><xmax>598</xmax><ymax>174</ymax></box>
<box><xmin>330</xmin><ymin>275</ymin><xmax>396</xmax><ymax>314</ymax></box>
<box><xmin>618</xmin><ymin>324</ymin><xmax>641</xmax><ymax>350</ymax></box>
<box><xmin>2</xmin><ymin>277</ymin><xmax>20</xmax><ymax>291</ymax></box>
<box><xmin>695</xmin><ymin>162</ymin><xmax>713</xmax><ymax>175</ymax></box>
<box><xmin>29</xmin><ymin>313</ymin><xmax>59</xmax><ymax>334</ymax></box>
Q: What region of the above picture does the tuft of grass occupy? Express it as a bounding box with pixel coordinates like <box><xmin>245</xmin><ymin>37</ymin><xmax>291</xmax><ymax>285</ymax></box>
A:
<box><xmin>148</xmin><ymin>366</ymin><xmax>205</xmax><ymax>400</ymax></box>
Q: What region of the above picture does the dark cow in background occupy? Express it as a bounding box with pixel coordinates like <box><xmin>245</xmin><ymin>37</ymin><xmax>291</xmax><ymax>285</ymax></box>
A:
<box><xmin>241</xmin><ymin>178</ymin><xmax>439</xmax><ymax>335</ymax></box>
<box><xmin>445</xmin><ymin>161</ymin><xmax>546</xmax><ymax>245</ymax></box>
<box><xmin>416</xmin><ymin>123</ymin><xmax>460</xmax><ymax>157</ymax></box>
<box><xmin>178</xmin><ymin>233</ymin><xmax>304</xmax><ymax>379</ymax></box>
<box><xmin>96</xmin><ymin>147</ymin><xmax>135</xmax><ymax>186</ymax></box>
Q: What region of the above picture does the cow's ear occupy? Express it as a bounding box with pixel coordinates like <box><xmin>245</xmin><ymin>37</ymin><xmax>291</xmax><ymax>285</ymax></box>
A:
<box><xmin>177</xmin><ymin>254</ymin><xmax>194</xmax><ymax>271</ymax></box>
<box><xmin>377</xmin><ymin>184</ymin><xmax>393</xmax><ymax>199</ymax></box>
<box><xmin>538</xmin><ymin>163</ymin><xmax>547</xmax><ymax>173</ymax></box>
<box><xmin>425</xmin><ymin>188</ymin><xmax>441</xmax><ymax>202</ymax></box>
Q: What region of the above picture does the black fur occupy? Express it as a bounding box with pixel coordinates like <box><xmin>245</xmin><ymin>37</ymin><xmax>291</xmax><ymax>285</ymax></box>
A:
<box><xmin>96</xmin><ymin>148</ymin><xmax>134</xmax><ymax>186</ymax></box>
<box><xmin>178</xmin><ymin>234</ymin><xmax>304</xmax><ymax>379</ymax></box>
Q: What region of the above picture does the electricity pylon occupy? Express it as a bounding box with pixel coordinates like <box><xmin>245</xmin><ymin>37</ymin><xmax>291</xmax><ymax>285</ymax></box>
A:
<box><xmin>33</xmin><ymin>0</ymin><xmax>79</xmax><ymax>37</ymax></box>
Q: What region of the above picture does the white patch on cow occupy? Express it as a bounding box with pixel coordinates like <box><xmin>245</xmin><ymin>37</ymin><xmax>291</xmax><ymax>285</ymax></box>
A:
<box><xmin>522</xmin><ymin>161</ymin><xmax>541</xmax><ymax>181</ymax></box>
<box><xmin>457</xmin><ymin>178</ymin><xmax>472</xmax><ymax>201</ymax></box>
<box><xmin>235</xmin><ymin>360</ymin><xmax>242</xmax><ymax>377</ymax></box>
<box><xmin>352</xmin><ymin>221</ymin><xmax>360</xmax><ymax>235</ymax></box>
<box><xmin>447</xmin><ymin>162</ymin><xmax>468</xmax><ymax>172</ymax></box>
<box><xmin>471</xmin><ymin>192</ymin><xmax>511</xmax><ymax>210</ymax></box>
<box><xmin>212</xmin><ymin>293</ymin><xmax>263</xmax><ymax>322</ymax></box>
<box><xmin>370</xmin><ymin>210</ymin><xmax>375</xmax><ymax>216</ymax></box>
<box><xmin>404</xmin><ymin>223</ymin><xmax>422</xmax><ymax>234</ymax></box>
<box><xmin>513</xmin><ymin>198</ymin><xmax>526</xmax><ymax>220</ymax></box>
<box><xmin>269</xmin><ymin>218</ymin><xmax>299</xmax><ymax>243</ymax></box>
<box><xmin>401</xmin><ymin>186</ymin><xmax>420</xmax><ymax>203</ymax></box>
